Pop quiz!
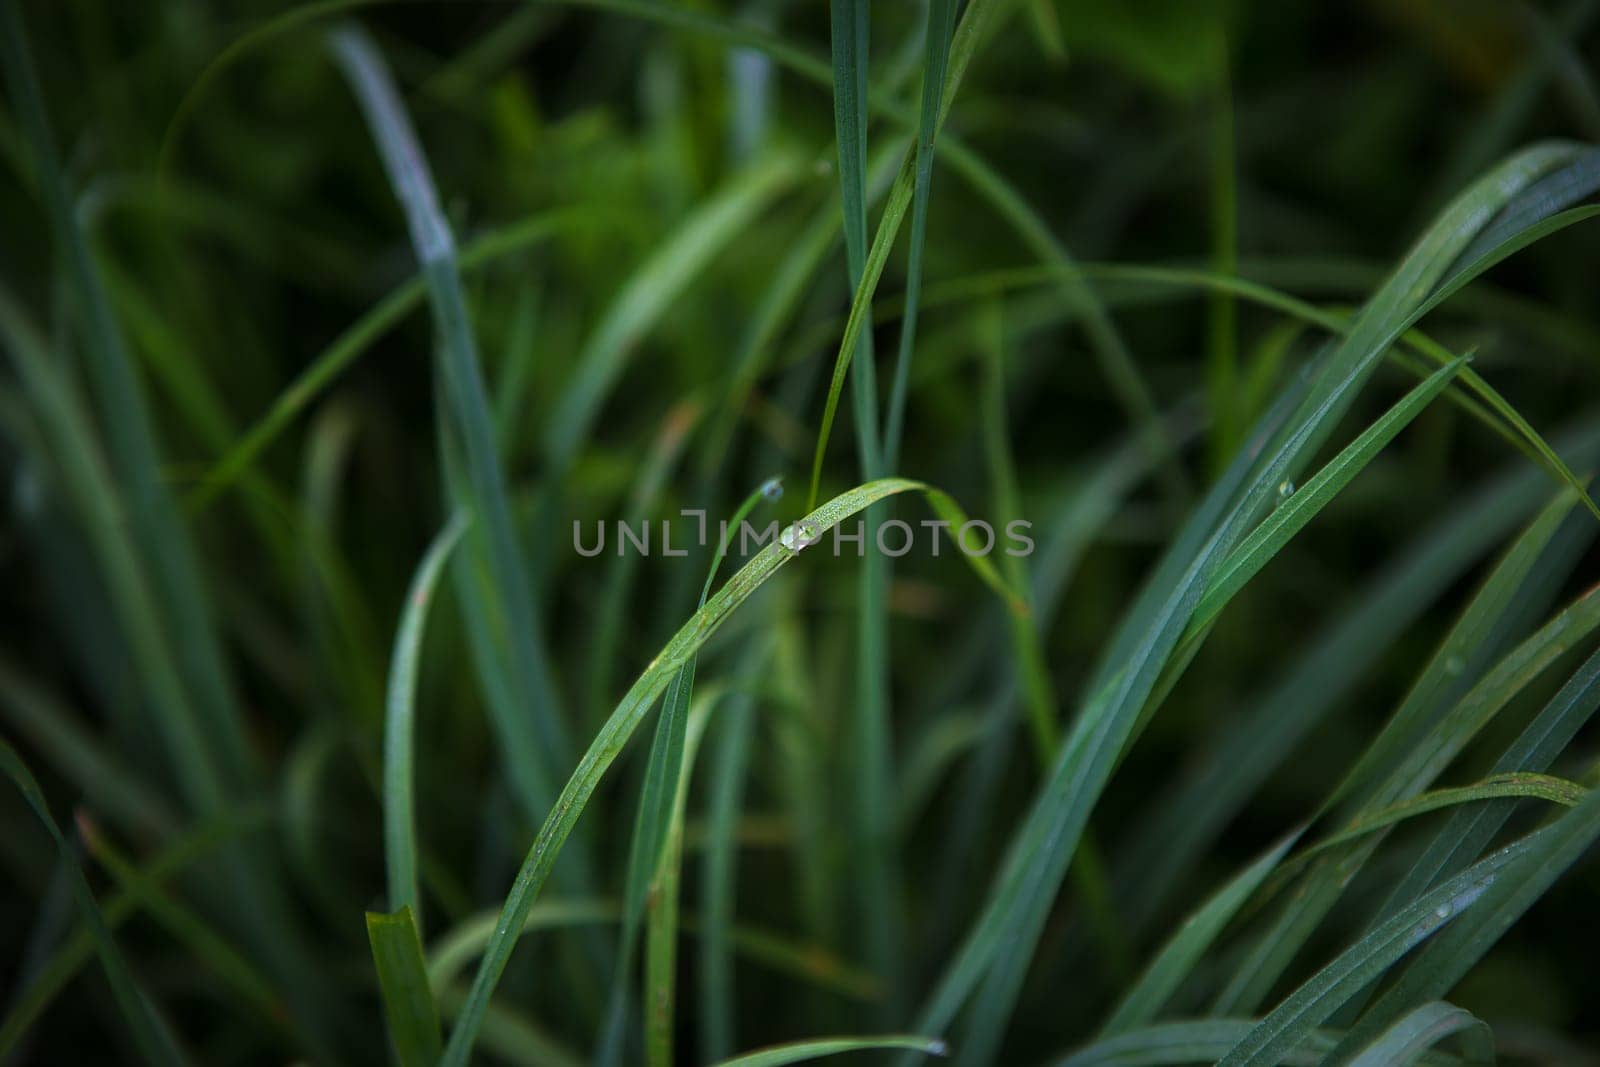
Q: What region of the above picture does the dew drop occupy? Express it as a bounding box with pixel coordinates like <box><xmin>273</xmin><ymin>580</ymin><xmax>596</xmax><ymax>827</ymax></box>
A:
<box><xmin>1434</xmin><ymin>902</ymin><xmax>1452</xmax><ymax>920</ymax></box>
<box><xmin>1277</xmin><ymin>479</ymin><xmax>1295</xmax><ymax>501</ymax></box>
<box><xmin>780</xmin><ymin>521</ymin><xmax>817</xmax><ymax>551</ymax></box>
<box><xmin>760</xmin><ymin>478</ymin><xmax>783</xmax><ymax>502</ymax></box>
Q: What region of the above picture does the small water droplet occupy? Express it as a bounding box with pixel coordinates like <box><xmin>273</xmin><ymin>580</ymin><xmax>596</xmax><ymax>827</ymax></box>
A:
<box><xmin>1434</xmin><ymin>902</ymin><xmax>1452</xmax><ymax>920</ymax></box>
<box><xmin>780</xmin><ymin>521</ymin><xmax>817</xmax><ymax>551</ymax></box>
<box><xmin>1277</xmin><ymin>480</ymin><xmax>1295</xmax><ymax>502</ymax></box>
<box><xmin>760</xmin><ymin>478</ymin><xmax>783</xmax><ymax>502</ymax></box>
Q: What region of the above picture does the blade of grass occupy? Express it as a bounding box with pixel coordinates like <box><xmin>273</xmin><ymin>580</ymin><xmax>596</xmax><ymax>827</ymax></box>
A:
<box><xmin>383</xmin><ymin>511</ymin><xmax>471</xmax><ymax>924</ymax></box>
<box><xmin>1100</xmin><ymin>831</ymin><xmax>1301</xmax><ymax>1038</ymax></box>
<box><xmin>882</xmin><ymin>0</ymin><xmax>957</xmax><ymax>473</ymax></box>
<box><xmin>187</xmin><ymin>210</ymin><xmax>580</xmax><ymax>512</ymax></box>
<box><xmin>1053</xmin><ymin>1019</ymin><xmax>1453</xmax><ymax>1067</ymax></box>
<box><xmin>367</xmin><ymin>906</ymin><xmax>444</xmax><ymax>1067</ymax></box>
<box><xmin>1346</xmin><ymin>1002</ymin><xmax>1493</xmax><ymax>1067</ymax></box>
<box><xmin>0</xmin><ymin>739</ymin><xmax>188</xmax><ymax>1066</ymax></box>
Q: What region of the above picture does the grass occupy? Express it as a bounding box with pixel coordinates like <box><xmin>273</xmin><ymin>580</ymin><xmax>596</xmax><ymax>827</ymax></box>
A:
<box><xmin>7</xmin><ymin>2</ymin><xmax>1600</xmax><ymax>1065</ymax></box>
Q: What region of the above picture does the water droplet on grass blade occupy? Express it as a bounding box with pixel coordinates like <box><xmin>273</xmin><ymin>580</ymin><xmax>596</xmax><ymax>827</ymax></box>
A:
<box><xmin>1277</xmin><ymin>480</ymin><xmax>1295</xmax><ymax>501</ymax></box>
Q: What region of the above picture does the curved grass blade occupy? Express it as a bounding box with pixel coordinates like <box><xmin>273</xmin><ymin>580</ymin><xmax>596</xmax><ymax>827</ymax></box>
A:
<box><xmin>1347</xmin><ymin>1002</ymin><xmax>1493</xmax><ymax>1067</ymax></box>
<box><xmin>713</xmin><ymin>1035</ymin><xmax>948</xmax><ymax>1067</ymax></box>
<box><xmin>441</xmin><ymin>478</ymin><xmax>1018</xmax><ymax>1064</ymax></box>
<box><xmin>0</xmin><ymin>739</ymin><xmax>189</xmax><ymax>1066</ymax></box>
<box><xmin>1100</xmin><ymin>831</ymin><xmax>1301</xmax><ymax>1038</ymax></box>
<box><xmin>383</xmin><ymin>511</ymin><xmax>471</xmax><ymax>923</ymax></box>
<box><xmin>367</xmin><ymin>906</ymin><xmax>443</xmax><ymax>1067</ymax></box>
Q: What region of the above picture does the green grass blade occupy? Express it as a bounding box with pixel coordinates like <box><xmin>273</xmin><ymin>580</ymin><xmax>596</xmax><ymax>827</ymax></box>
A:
<box><xmin>712</xmin><ymin>1034</ymin><xmax>948</xmax><ymax>1067</ymax></box>
<box><xmin>1214</xmin><ymin>827</ymin><xmax>1542</xmax><ymax>1066</ymax></box>
<box><xmin>541</xmin><ymin>156</ymin><xmax>797</xmax><ymax>474</ymax></box>
<box><xmin>0</xmin><ymin>739</ymin><xmax>189</xmax><ymax>1066</ymax></box>
<box><xmin>383</xmin><ymin>511</ymin><xmax>471</xmax><ymax>923</ymax></box>
<box><xmin>1346</xmin><ymin>1003</ymin><xmax>1493</xmax><ymax>1067</ymax></box>
<box><xmin>883</xmin><ymin>0</ymin><xmax>957</xmax><ymax>473</ymax></box>
<box><xmin>1100</xmin><ymin>831</ymin><xmax>1300</xmax><ymax>1037</ymax></box>
<box><xmin>0</xmin><ymin>809</ymin><xmax>264</xmax><ymax>1056</ymax></box>
<box><xmin>367</xmin><ymin>906</ymin><xmax>444</xmax><ymax>1067</ymax></box>
<box><xmin>1334</xmin><ymin>786</ymin><xmax>1600</xmax><ymax>1058</ymax></box>
<box><xmin>1056</xmin><ymin>1020</ymin><xmax>1415</xmax><ymax>1067</ymax></box>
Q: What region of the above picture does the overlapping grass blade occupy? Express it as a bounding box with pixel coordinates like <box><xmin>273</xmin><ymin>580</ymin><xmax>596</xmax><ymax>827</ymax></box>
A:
<box><xmin>1055</xmin><ymin>1020</ymin><xmax>1437</xmax><ymax>1067</ymax></box>
<box><xmin>1346</xmin><ymin>1002</ymin><xmax>1493</xmax><ymax>1067</ymax></box>
<box><xmin>601</xmin><ymin>481</ymin><xmax>779</xmax><ymax>1065</ymax></box>
<box><xmin>366</xmin><ymin>906</ymin><xmax>443</xmax><ymax>1067</ymax></box>
<box><xmin>541</xmin><ymin>156</ymin><xmax>797</xmax><ymax>474</ymax></box>
<box><xmin>713</xmin><ymin>1034</ymin><xmax>948</xmax><ymax>1066</ymax></box>
<box><xmin>0</xmin><ymin>740</ymin><xmax>188</xmax><ymax>1066</ymax></box>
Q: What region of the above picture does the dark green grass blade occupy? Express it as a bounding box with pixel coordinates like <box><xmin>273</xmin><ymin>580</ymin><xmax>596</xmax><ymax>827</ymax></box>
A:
<box><xmin>1100</xmin><ymin>831</ymin><xmax>1301</xmax><ymax>1037</ymax></box>
<box><xmin>1182</xmin><ymin>356</ymin><xmax>1467</xmax><ymax>640</ymax></box>
<box><xmin>383</xmin><ymin>512</ymin><xmax>470</xmax><ymax>923</ymax></box>
<box><xmin>331</xmin><ymin>25</ymin><xmax>570</xmax><ymax>824</ymax></box>
<box><xmin>699</xmin><ymin>635</ymin><xmax>775</xmax><ymax>1061</ymax></box>
<box><xmin>1346</xmin><ymin>1003</ymin><xmax>1492</xmax><ymax>1067</ymax></box>
<box><xmin>367</xmin><ymin>906</ymin><xmax>443</xmax><ymax>1067</ymax></box>
<box><xmin>883</xmin><ymin>0</ymin><xmax>957</xmax><ymax>473</ymax></box>
<box><xmin>1334</xmin><ymin>787</ymin><xmax>1600</xmax><ymax>1060</ymax></box>
<box><xmin>0</xmin><ymin>739</ymin><xmax>189</xmax><ymax>1066</ymax></box>
<box><xmin>1214</xmin><ymin>826</ymin><xmax>1544</xmax><ymax>1066</ymax></box>
<box><xmin>441</xmin><ymin>479</ymin><xmax>1018</xmax><ymax>1064</ymax></box>
<box><xmin>713</xmin><ymin>1035</ymin><xmax>948</xmax><ymax>1066</ymax></box>
<box><xmin>0</xmin><ymin>809</ymin><xmax>265</xmax><ymax>1056</ymax></box>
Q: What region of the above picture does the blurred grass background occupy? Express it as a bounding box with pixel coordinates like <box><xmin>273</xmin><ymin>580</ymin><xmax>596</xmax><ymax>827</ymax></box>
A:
<box><xmin>6</xmin><ymin>1</ymin><xmax>1600</xmax><ymax>1064</ymax></box>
